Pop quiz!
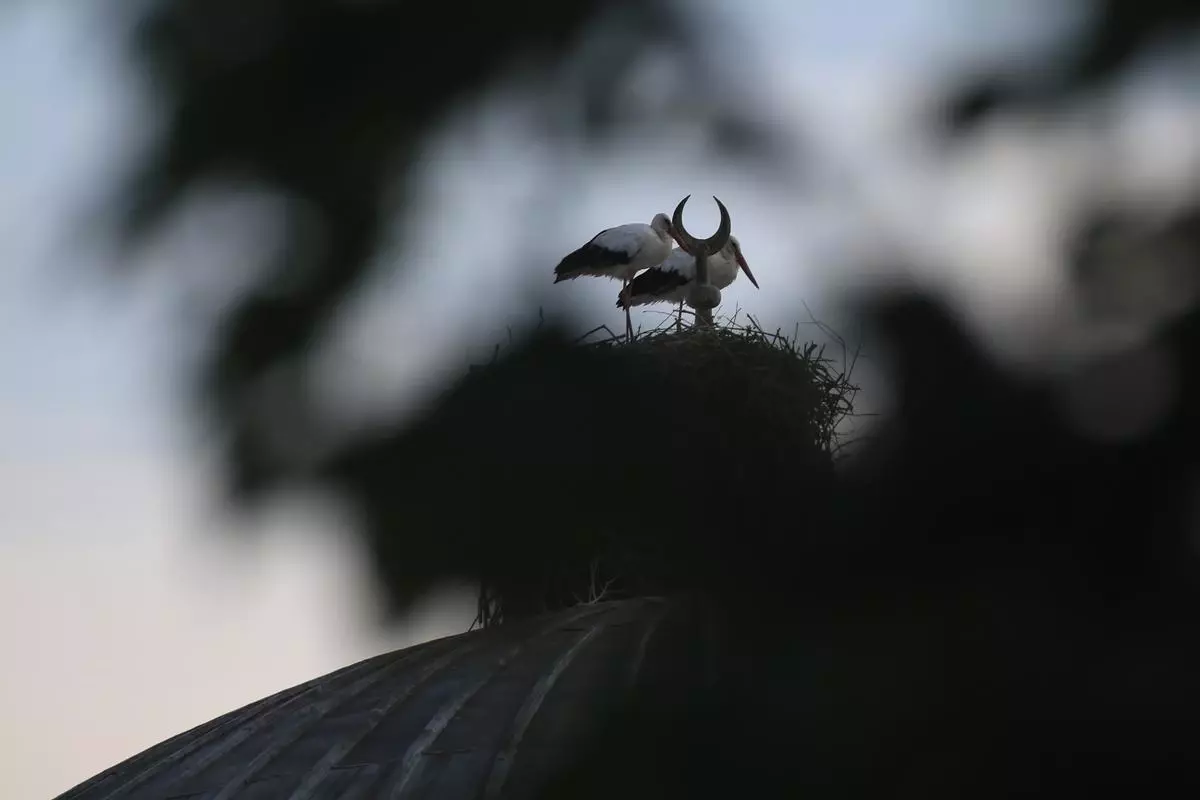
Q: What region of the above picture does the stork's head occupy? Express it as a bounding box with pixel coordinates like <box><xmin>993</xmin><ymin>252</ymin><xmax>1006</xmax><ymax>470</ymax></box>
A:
<box><xmin>650</xmin><ymin>212</ymin><xmax>674</xmax><ymax>241</ymax></box>
<box><xmin>727</xmin><ymin>235</ymin><xmax>759</xmax><ymax>289</ymax></box>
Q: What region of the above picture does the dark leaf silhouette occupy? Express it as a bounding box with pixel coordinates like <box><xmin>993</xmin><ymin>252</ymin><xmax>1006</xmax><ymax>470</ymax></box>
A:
<box><xmin>937</xmin><ymin>0</ymin><xmax>1200</xmax><ymax>136</ymax></box>
<box><xmin>112</xmin><ymin>0</ymin><xmax>748</xmax><ymax>519</ymax></box>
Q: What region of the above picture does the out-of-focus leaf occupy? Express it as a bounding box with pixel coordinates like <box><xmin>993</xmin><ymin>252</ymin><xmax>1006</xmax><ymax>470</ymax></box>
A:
<box><xmin>936</xmin><ymin>0</ymin><xmax>1200</xmax><ymax>136</ymax></box>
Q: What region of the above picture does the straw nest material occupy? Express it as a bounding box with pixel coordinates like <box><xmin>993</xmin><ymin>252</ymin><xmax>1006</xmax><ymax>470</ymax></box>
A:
<box><xmin>583</xmin><ymin>310</ymin><xmax>858</xmax><ymax>459</ymax></box>
<box><xmin>469</xmin><ymin>308</ymin><xmax>862</xmax><ymax>628</ymax></box>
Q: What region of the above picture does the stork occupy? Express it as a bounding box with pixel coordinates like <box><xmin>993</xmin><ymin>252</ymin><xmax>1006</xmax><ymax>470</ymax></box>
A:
<box><xmin>618</xmin><ymin>235</ymin><xmax>758</xmax><ymax>327</ymax></box>
<box><xmin>553</xmin><ymin>212</ymin><xmax>680</xmax><ymax>340</ymax></box>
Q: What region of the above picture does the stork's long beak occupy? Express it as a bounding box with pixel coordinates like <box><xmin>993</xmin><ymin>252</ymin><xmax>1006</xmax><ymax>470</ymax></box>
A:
<box><xmin>737</xmin><ymin>253</ymin><xmax>760</xmax><ymax>289</ymax></box>
<box><xmin>669</xmin><ymin>225</ymin><xmax>694</xmax><ymax>256</ymax></box>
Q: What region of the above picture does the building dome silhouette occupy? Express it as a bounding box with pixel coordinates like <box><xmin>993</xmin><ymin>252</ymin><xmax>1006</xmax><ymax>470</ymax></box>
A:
<box><xmin>57</xmin><ymin>597</ymin><xmax>713</xmax><ymax>800</ymax></box>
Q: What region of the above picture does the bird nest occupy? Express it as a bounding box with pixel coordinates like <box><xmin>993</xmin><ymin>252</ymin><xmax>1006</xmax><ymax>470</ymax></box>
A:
<box><xmin>468</xmin><ymin>308</ymin><xmax>862</xmax><ymax>628</ymax></box>
<box><xmin>580</xmin><ymin>309</ymin><xmax>859</xmax><ymax>458</ymax></box>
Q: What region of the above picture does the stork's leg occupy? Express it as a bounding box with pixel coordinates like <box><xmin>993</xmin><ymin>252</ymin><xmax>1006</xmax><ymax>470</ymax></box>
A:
<box><xmin>675</xmin><ymin>300</ymin><xmax>684</xmax><ymax>332</ymax></box>
<box><xmin>622</xmin><ymin>280</ymin><xmax>633</xmax><ymax>342</ymax></box>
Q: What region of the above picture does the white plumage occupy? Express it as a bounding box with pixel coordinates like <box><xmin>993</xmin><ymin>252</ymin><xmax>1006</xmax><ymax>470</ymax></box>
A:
<box><xmin>618</xmin><ymin>235</ymin><xmax>757</xmax><ymax>310</ymax></box>
<box><xmin>554</xmin><ymin>212</ymin><xmax>679</xmax><ymax>338</ymax></box>
<box><xmin>553</xmin><ymin>213</ymin><xmax>677</xmax><ymax>284</ymax></box>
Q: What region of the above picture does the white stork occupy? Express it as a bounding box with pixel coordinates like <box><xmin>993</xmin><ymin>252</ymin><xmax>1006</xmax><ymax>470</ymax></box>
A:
<box><xmin>617</xmin><ymin>235</ymin><xmax>759</xmax><ymax>325</ymax></box>
<box><xmin>553</xmin><ymin>212</ymin><xmax>680</xmax><ymax>340</ymax></box>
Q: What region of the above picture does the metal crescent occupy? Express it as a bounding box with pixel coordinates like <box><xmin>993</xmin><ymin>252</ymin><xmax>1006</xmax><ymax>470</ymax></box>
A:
<box><xmin>672</xmin><ymin>195</ymin><xmax>733</xmax><ymax>257</ymax></box>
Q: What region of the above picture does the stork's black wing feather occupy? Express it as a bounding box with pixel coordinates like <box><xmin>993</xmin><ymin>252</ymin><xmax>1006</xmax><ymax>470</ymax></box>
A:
<box><xmin>618</xmin><ymin>266</ymin><xmax>689</xmax><ymax>308</ymax></box>
<box><xmin>555</xmin><ymin>236</ymin><xmax>628</xmax><ymax>282</ymax></box>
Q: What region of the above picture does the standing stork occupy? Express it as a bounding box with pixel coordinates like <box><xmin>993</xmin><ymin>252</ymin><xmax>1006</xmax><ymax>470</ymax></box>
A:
<box><xmin>553</xmin><ymin>212</ymin><xmax>680</xmax><ymax>340</ymax></box>
<box><xmin>617</xmin><ymin>234</ymin><xmax>758</xmax><ymax>327</ymax></box>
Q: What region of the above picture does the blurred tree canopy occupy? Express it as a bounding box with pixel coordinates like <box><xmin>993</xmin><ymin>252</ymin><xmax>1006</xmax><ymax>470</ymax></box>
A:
<box><xmin>98</xmin><ymin>0</ymin><xmax>1200</xmax><ymax>793</ymax></box>
<box><xmin>940</xmin><ymin>0</ymin><xmax>1200</xmax><ymax>133</ymax></box>
<box><xmin>112</xmin><ymin>0</ymin><xmax>800</xmax><ymax>610</ymax></box>
<box><xmin>111</xmin><ymin>0</ymin><xmax>1200</xmax><ymax>605</ymax></box>
<box><xmin>114</xmin><ymin>0</ymin><xmax>782</xmax><ymax>497</ymax></box>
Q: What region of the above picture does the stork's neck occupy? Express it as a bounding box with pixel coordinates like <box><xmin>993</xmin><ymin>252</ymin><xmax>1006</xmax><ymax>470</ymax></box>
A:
<box><xmin>711</xmin><ymin>250</ymin><xmax>738</xmax><ymax>284</ymax></box>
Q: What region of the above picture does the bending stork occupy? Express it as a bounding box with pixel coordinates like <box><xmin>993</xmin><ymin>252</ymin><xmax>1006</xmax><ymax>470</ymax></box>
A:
<box><xmin>663</xmin><ymin>195</ymin><xmax>735</xmax><ymax>328</ymax></box>
<box><xmin>617</xmin><ymin>234</ymin><xmax>758</xmax><ymax>324</ymax></box>
<box><xmin>553</xmin><ymin>212</ymin><xmax>680</xmax><ymax>340</ymax></box>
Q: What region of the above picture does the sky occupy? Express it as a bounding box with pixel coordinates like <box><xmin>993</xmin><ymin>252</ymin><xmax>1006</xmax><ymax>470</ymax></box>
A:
<box><xmin>2</xmin><ymin>2</ymin><xmax>1200</xmax><ymax>798</ymax></box>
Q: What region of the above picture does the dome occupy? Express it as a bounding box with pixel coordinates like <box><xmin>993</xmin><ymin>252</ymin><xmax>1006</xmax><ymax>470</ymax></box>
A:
<box><xmin>56</xmin><ymin>597</ymin><xmax>707</xmax><ymax>799</ymax></box>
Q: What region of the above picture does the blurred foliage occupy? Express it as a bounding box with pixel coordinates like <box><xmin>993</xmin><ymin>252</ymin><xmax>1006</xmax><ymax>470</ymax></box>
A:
<box><xmin>317</xmin><ymin>314</ymin><xmax>857</xmax><ymax>626</ymax></box>
<box><xmin>101</xmin><ymin>0</ymin><xmax>1200</xmax><ymax>794</ymax></box>
<box><xmin>115</xmin><ymin>0</ymin><xmax>758</xmax><ymax>507</ymax></box>
<box><xmin>540</xmin><ymin>288</ymin><xmax>1200</xmax><ymax>797</ymax></box>
<box><xmin>939</xmin><ymin>0</ymin><xmax>1200</xmax><ymax>134</ymax></box>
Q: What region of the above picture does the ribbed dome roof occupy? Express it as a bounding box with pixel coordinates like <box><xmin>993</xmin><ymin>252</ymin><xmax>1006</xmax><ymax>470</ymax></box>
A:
<box><xmin>56</xmin><ymin>597</ymin><xmax>707</xmax><ymax>800</ymax></box>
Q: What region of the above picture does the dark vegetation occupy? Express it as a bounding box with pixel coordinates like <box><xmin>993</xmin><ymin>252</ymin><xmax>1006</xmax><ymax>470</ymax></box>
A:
<box><xmin>457</xmin><ymin>312</ymin><xmax>861</xmax><ymax>627</ymax></box>
<box><xmin>80</xmin><ymin>0</ymin><xmax>1200</xmax><ymax>794</ymax></box>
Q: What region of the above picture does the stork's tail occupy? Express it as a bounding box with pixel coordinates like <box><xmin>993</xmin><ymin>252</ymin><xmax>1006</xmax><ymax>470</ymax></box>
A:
<box><xmin>554</xmin><ymin>242</ymin><xmax>627</xmax><ymax>284</ymax></box>
<box><xmin>617</xmin><ymin>288</ymin><xmax>643</xmax><ymax>311</ymax></box>
<box><xmin>553</xmin><ymin>246</ymin><xmax>599</xmax><ymax>283</ymax></box>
